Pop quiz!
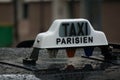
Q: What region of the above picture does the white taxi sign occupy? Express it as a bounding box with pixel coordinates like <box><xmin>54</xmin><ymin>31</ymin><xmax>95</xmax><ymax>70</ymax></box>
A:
<box><xmin>33</xmin><ymin>19</ymin><xmax>108</xmax><ymax>48</ymax></box>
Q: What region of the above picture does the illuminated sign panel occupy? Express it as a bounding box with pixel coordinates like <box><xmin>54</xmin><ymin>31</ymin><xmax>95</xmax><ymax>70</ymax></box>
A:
<box><xmin>59</xmin><ymin>21</ymin><xmax>90</xmax><ymax>37</ymax></box>
<box><xmin>57</xmin><ymin>21</ymin><xmax>93</xmax><ymax>45</ymax></box>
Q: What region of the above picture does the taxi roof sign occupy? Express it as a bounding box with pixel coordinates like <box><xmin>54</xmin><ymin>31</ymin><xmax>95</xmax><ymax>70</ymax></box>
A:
<box><xmin>33</xmin><ymin>19</ymin><xmax>108</xmax><ymax>49</ymax></box>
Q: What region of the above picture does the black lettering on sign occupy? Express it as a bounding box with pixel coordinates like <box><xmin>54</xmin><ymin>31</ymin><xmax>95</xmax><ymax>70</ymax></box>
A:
<box><xmin>83</xmin><ymin>37</ymin><xmax>87</xmax><ymax>43</ymax></box>
<box><xmin>56</xmin><ymin>36</ymin><xmax>93</xmax><ymax>45</ymax></box>
<box><xmin>67</xmin><ymin>38</ymin><xmax>72</xmax><ymax>44</ymax></box>
<box><xmin>88</xmin><ymin>37</ymin><xmax>93</xmax><ymax>43</ymax></box>
<box><xmin>75</xmin><ymin>37</ymin><xmax>79</xmax><ymax>44</ymax></box>
<box><xmin>80</xmin><ymin>37</ymin><xmax>83</xmax><ymax>43</ymax></box>
<box><xmin>56</xmin><ymin>38</ymin><xmax>61</xmax><ymax>44</ymax></box>
<box><xmin>59</xmin><ymin>22</ymin><xmax>90</xmax><ymax>37</ymax></box>
<box><xmin>77</xmin><ymin>22</ymin><xmax>84</xmax><ymax>35</ymax></box>
<box><xmin>69</xmin><ymin>23</ymin><xmax>76</xmax><ymax>36</ymax></box>
<box><xmin>72</xmin><ymin>37</ymin><xmax>74</xmax><ymax>44</ymax></box>
<box><xmin>61</xmin><ymin>38</ymin><xmax>66</xmax><ymax>44</ymax></box>
<box><xmin>62</xmin><ymin>23</ymin><xmax>69</xmax><ymax>36</ymax></box>
<box><xmin>57</xmin><ymin>21</ymin><xmax>93</xmax><ymax>45</ymax></box>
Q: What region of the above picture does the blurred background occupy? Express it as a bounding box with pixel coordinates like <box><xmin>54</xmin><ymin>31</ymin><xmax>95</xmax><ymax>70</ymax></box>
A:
<box><xmin>0</xmin><ymin>0</ymin><xmax>120</xmax><ymax>47</ymax></box>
